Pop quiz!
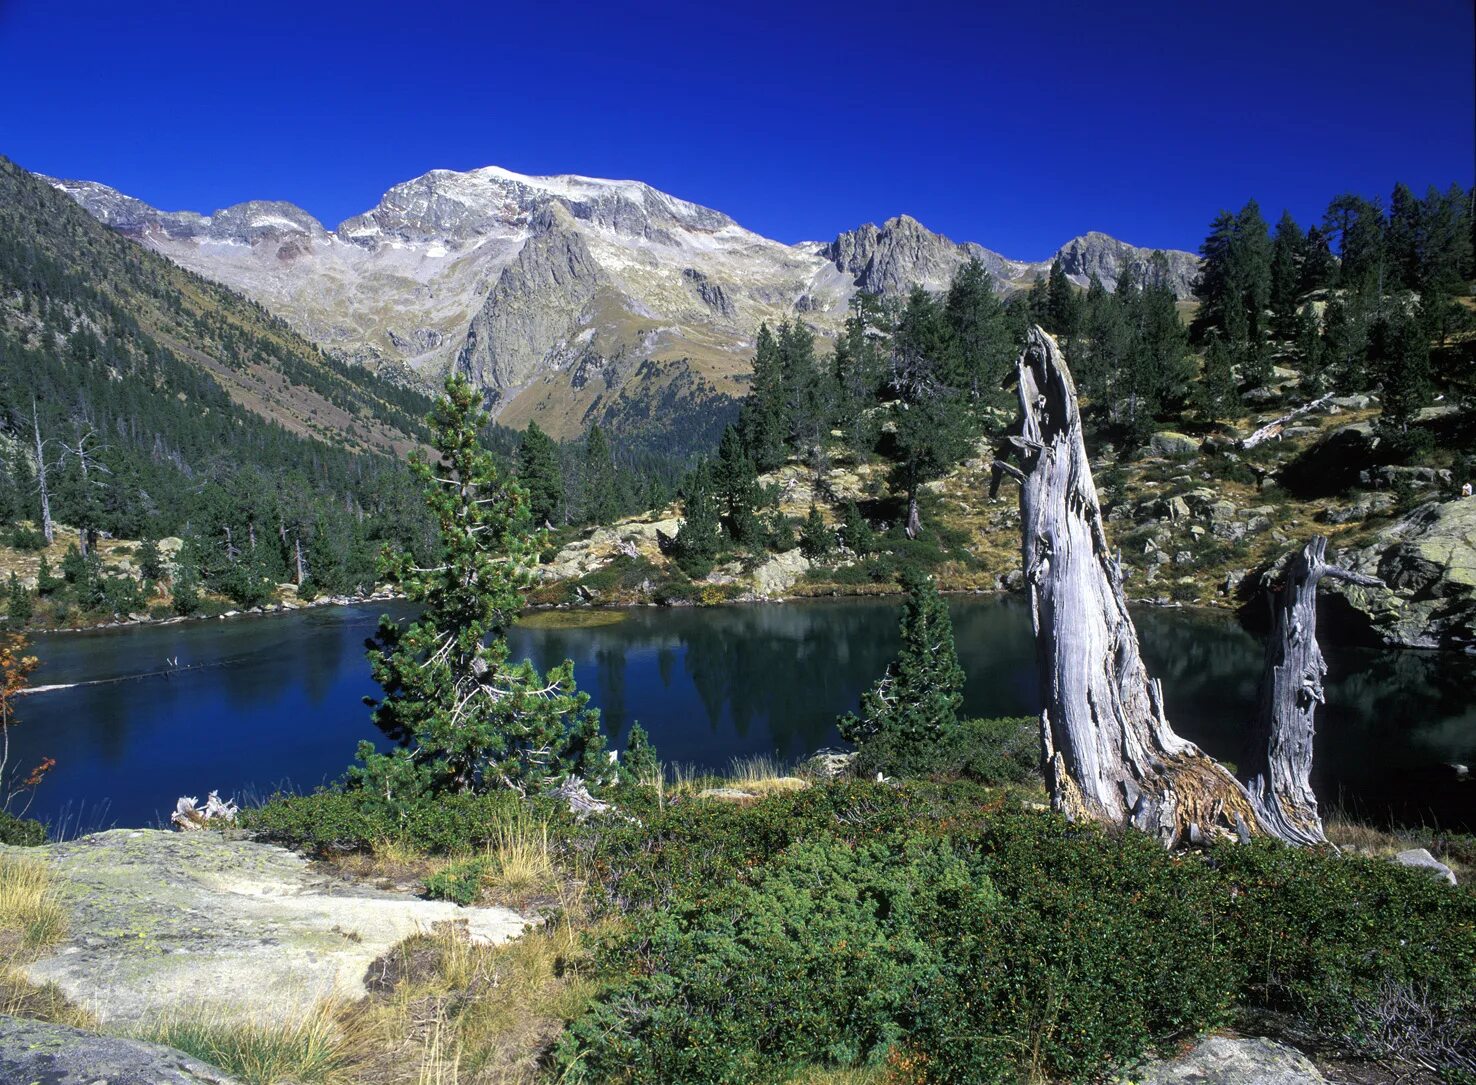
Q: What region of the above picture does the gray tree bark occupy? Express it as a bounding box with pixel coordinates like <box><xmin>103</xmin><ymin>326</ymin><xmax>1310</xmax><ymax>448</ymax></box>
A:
<box><xmin>1241</xmin><ymin>537</ymin><xmax>1383</xmax><ymax>845</ymax></box>
<box><xmin>30</xmin><ymin>400</ymin><xmax>53</xmax><ymax>545</ymax></box>
<box><xmin>992</xmin><ymin>327</ymin><xmax>1256</xmax><ymax>846</ymax></box>
<box><xmin>993</xmin><ymin>327</ymin><xmax>1378</xmax><ymax>848</ymax></box>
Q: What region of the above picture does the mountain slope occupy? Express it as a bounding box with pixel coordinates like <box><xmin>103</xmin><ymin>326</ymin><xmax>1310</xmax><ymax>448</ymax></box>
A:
<box><xmin>5</xmin><ymin>158</ymin><xmax>430</xmax><ymax>457</ymax></box>
<box><xmin>46</xmin><ymin>163</ymin><xmax>1200</xmax><ymax>441</ymax></box>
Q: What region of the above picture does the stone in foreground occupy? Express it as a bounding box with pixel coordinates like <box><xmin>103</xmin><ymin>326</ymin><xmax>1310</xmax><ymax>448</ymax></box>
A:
<box><xmin>22</xmin><ymin>829</ymin><xmax>529</xmax><ymax>1028</ymax></box>
<box><xmin>1395</xmin><ymin>847</ymin><xmax>1459</xmax><ymax>885</ymax></box>
<box><xmin>0</xmin><ymin>1015</ymin><xmax>243</xmax><ymax>1085</ymax></box>
<box><xmin>1129</xmin><ymin>1035</ymin><xmax>1326</xmax><ymax>1085</ymax></box>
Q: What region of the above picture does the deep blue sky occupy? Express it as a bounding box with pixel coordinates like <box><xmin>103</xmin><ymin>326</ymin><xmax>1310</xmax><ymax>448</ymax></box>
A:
<box><xmin>2</xmin><ymin>0</ymin><xmax>1471</xmax><ymax>257</ymax></box>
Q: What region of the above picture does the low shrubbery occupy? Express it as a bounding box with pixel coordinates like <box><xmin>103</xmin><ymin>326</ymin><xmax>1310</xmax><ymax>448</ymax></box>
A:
<box><xmin>851</xmin><ymin>715</ymin><xmax>1038</xmax><ymax>784</ymax></box>
<box><xmin>242</xmin><ymin>787</ymin><xmax>539</xmax><ymax>855</ymax></box>
<box><xmin>553</xmin><ymin>782</ymin><xmax>1476</xmax><ymax>1085</ymax></box>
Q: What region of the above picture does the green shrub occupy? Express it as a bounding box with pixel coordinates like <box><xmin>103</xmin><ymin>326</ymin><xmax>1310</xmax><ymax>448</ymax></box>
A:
<box><xmin>7</xmin><ymin>526</ymin><xmax>47</xmax><ymax>552</ymax></box>
<box><xmin>1209</xmin><ymin>839</ymin><xmax>1476</xmax><ymax>1064</ymax></box>
<box><xmin>0</xmin><ymin>809</ymin><xmax>46</xmax><ymax>846</ymax></box>
<box><xmin>853</xmin><ymin>716</ymin><xmax>1039</xmax><ymax>784</ymax></box>
<box><xmin>242</xmin><ymin>787</ymin><xmax>535</xmax><ymax>854</ymax></box>
<box><xmin>556</xmin><ymin>783</ymin><xmax>1476</xmax><ymax>1085</ymax></box>
<box><xmin>554</xmin><ymin>834</ymin><xmax>993</xmax><ymax>1084</ymax></box>
<box><xmin>423</xmin><ymin>855</ymin><xmax>493</xmax><ymax>904</ymax></box>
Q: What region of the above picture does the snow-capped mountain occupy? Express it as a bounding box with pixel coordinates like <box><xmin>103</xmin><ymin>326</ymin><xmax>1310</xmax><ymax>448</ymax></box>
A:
<box><xmin>47</xmin><ymin>166</ymin><xmax>1198</xmax><ymax>439</ymax></box>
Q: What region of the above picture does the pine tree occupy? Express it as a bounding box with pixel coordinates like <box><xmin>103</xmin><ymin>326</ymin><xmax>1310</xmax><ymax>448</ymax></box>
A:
<box><xmin>739</xmin><ymin>323</ymin><xmax>789</xmax><ymax>471</ymax></box>
<box><xmin>1386</xmin><ymin>183</ymin><xmax>1422</xmax><ymax>291</ymax></box>
<box><xmin>838</xmin><ymin>568</ymin><xmax>964</xmax><ymax>749</ymax></box>
<box><xmin>1044</xmin><ymin>256</ymin><xmax>1080</xmax><ymax>339</ymax></box>
<box><xmin>1194</xmin><ymin>335</ymin><xmax>1241</xmax><ymax>426</ymax></box>
<box><xmin>619</xmin><ymin>722</ymin><xmax>660</xmax><ymax>787</ymax></box>
<box><xmin>886</xmin><ymin>288</ymin><xmax>973</xmax><ymax>537</ymax></box>
<box><xmin>839</xmin><ymin>501</ymin><xmax>876</xmax><ymax>555</ymax></box>
<box><xmin>1323</xmin><ymin>193</ymin><xmax>1386</xmax><ymax>296</ymax></box>
<box><xmin>712</xmin><ymin>426</ymin><xmax>762</xmax><ymax>546</ymax></box>
<box><xmin>5</xmin><ymin>575</ymin><xmax>31</xmax><ymax>625</ymax></box>
<box><xmin>580</xmin><ymin>425</ymin><xmax>619</xmax><ymax>525</ymax></box>
<box><xmin>1269</xmin><ymin>210</ymin><xmax>1305</xmax><ymax>337</ymax></box>
<box><xmin>1298</xmin><ymin>227</ymin><xmax>1338</xmax><ymax>294</ymax></box>
<box><xmin>517</xmin><ymin>421</ymin><xmax>564</xmax><ymax>527</ymax></box>
<box><xmin>1294</xmin><ymin>304</ymin><xmax>1330</xmax><ymax>396</ymax></box>
<box><xmin>673</xmin><ymin>462</ymin><xmax>721</xmax><ymax>575</ymax></box>
<box><xmin>799</xmin><ymin>504</ymin><xmax>834</xmax><ymax>558</ymax></box>
<box><xmin>1370</xmin><ymin>310</ymin><xmax>1432</xmax><ymax>444</ymax></box>
<box><xmin>358</xmin><ymin>375</ymin><xmax>605</xmax><ymax>801</ymax></box>
<box><xmin>943</xmin><ymin>257</ymin><xmax>1013</xmax><ymax>406</ymax></box>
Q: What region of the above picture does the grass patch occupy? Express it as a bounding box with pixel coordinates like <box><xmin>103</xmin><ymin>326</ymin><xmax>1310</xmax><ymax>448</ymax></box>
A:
<box><xmin>0</xmin><ymin>851</ymin><xmax>68</xmax><ymax>954</ymax></box>
<box><xmin>360</xmin><ymin>899</ymin><xmax>604</xmax><ymax>1085</ymax></box>
<box><xmin>516</xmin><ymin>609</ymin><xmax>628</xmax><ymax>629</ymax></box>
<box><xmin>423</xmin><ymin>809</ymin><xmax>557</xmax><ymax>907</ymax></box>
<box><xmin>136</xmin><ymin>1000</ymin><xmax>370</xmax><ymax>1085</ymax></box>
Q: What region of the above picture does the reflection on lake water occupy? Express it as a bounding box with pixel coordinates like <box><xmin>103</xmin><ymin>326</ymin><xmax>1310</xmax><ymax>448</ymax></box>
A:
<box><xmin>15</xmin><ymin>597</ymin><xmax>1476</xmax><ymax>831</ymax></box>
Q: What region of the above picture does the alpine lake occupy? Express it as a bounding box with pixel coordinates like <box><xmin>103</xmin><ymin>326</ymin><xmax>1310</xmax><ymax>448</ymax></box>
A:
<box><xmin>14</xmin><ymin>596</ymin><xmax>1476</xmax><ymax>832</ymax></box>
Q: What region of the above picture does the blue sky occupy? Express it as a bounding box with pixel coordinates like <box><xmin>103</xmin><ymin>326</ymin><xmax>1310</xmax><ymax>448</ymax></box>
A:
<box><xmin>2</xmin><ymin>0</ymin><xmax>1470</xmax><ymax>257</ymax></box>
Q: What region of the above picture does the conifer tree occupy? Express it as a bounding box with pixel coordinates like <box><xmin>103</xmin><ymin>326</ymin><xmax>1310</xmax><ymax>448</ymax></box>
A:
<box><xmin>1295</xmin><ymin>304</ymin><xmax>1330</xmax><ymax>396</ymax></box>
<box><xmin>5</xmin><ymin>574</ymin><xmax>31</xmax><ymax>625</ymax></box>
<box><xmin>517</xmin><ymin>421</ymin><xmax>564</xmax><ymax>527</ymax></box>
<box><xmin>838</xmin><ymin>568</ymin><xmax>963</xmax><ymax>748</ymax></box>
<box><xmin>839</xmin><ymin>500</ymin><xmax>876</xmax><ymax>555</ymax></box>
<box><xmin>358</xmin><ymin>376</ymin><xmax>605</xmax><ymax>801</ymax></box>
<box><xmin>1044</xmin><ymin>256</ymin><xmax>1080</xmax><ymax>339</ymax></box>
<box><xmin>944</xmin><ymin>258</ymin><xmax>1014</xmax><ymax>406</ymax></box>
<box><xmin>1269</xmin><ymin>210</ymin><xmax>1305</xmax><ymax>337</ymax></box>
<box><xmin>673</xmin><ymin>462</ymin><xmax>721</xmax><ymax>575</ymax></box>
<box><xmin>1370</xmin><ymin>310</ymin><xmax>1432</xmax><ymax>444</ymax></box>
<box><xmin>1298</xmin><ymin>226</ymin><xmax>1338</xmax><ymax>294</ymax></box>
<box><xmin>886</xmin><ymin>288</ymin><xmax>973</xmax><ymax>537</ymax></box>
<box><xmin>619</xmin><ymin>723</ymin><xmax>660</xmax><ymax>787</ymax></box>
<box><xmin>799</xmin><ymin>504</ymin><xmax>834</xmax><ymax>558</ymax></box>
<box><xmin>580</xmin><ymin>425</ymin><xmax>619</xmax><ymax>525</ymax></box>
<box><xmin>1194</xmin><ymin>335</ymin><xmax>1241</xmax><ymax>426</ymax></box>
<box><xmin>712</xmin><ymin>426</ymin><xmax>762</xmax><ymax>546</ymax></box>
<box><xmin>739</xmin><ymin>323</ymin><xmax>789</xmax><ymax>471</ymax></box>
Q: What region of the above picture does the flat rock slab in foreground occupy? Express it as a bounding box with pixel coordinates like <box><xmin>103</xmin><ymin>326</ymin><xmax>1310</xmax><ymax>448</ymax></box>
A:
<box><xmin>22</xmin><ymin>829</ymin><xmax>529</xmax><ymax>1027</ymax></box>
<box><xmin>1130</xmin><ymin>1035</ymin><xmax>1326</xmax><ymax>1085</ymax></box>
<box><xmin>0</xmin><ymin>1014</ymin><xmax>243</xmax><ymax>1085</ymax></box>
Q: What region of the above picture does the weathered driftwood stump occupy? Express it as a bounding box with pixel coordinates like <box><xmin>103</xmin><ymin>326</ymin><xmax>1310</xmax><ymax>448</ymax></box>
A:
<box><xmin>1241</xmin><ymin>537</ymin><xmax>1382</xmax><ymax>845</ymax></box>
<box><xmin>992</xmin><ymin>327</ymin><xmax>1257</xmax><ymax>846</ymax></box>
<box><xmin>991</xmin><ymin>328</ymin><xmax>1379</xmax><ymax>848</ymax></box>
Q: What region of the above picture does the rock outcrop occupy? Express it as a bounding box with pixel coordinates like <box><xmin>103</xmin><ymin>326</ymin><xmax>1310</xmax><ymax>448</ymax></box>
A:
<box><xmin>457</xmin><ymin>204</ymin><xmax>606</xmax><ymax>393</ymax></box>
<box><xmin>0</xmin><ymin>1015</ymin><xmax>242</xmax><ymax>1085</ymax></box>
<box><xmin>21</xmin><ymin>829</ymin><xmax>528</xmax><ymax>1028</ymax></box>
<box><xmin>1053</xmin><ymin>231</ymin><xmax>1200</xmax><ymax>298</ymax></box>
<box><xmin>1325</xmin><ymin>499</ymin><xmax>1476</xmax><ymax>650</ymax></box>
<box><xmin>1128</xmin><ymin>1035</ymin><xmax>1326</xmax><ymax>1085</ymax></box>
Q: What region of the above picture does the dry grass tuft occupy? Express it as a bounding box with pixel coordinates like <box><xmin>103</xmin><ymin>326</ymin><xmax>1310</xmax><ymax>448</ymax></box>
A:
<box><xmin>135</xmin><ymin>999</ymin><xmax>375</xmax><ymax>1085</ymax></box>
<box><xmin>0</xmin><ymin>851</ymin><xmax>68</xmax><ymax>953</ymax></box>
<box><xmin>361</xmin><ymin>883</ymin><xmax>605</xmax><ymax>1085</ymax></box>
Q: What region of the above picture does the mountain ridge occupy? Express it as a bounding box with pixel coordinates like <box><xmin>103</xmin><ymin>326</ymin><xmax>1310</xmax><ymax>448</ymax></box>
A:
<box><xmin>44</xmin><ymin>163</ymin><xmax>1200</xmax><ymax>440</ymax></box>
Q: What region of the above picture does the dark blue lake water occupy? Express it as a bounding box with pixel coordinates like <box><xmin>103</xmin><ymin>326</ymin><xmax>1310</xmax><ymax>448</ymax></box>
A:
<box><xmin>12</xmin><ymin>597</ymin><xmax>1476</xmax><ymax>832</ymax></box>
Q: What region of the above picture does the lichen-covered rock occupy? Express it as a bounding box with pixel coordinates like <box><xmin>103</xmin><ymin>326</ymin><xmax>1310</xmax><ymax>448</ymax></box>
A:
<box><xmin>749</xmin><ymin>548</ymin><xmax>811</xmax><ymax>597</ymax></box>
<box><xmin>1326</xmin><ymin>499</ymin><xmax>1476</xmax><ymax>650</ymax></box>
<box><xmin>0</xmin><ymin>1015</ymin><xmax>242</xmax><ymax>1084</ymax></box>
<box><xmin>1149</xmin><ymin>431</ymin><xmax>1200</xmax><ymax>457</ymax></box>
<box><xmin>19</xmin><ymin>829</ymin><xmax>528</xmax><ymax>1028</ymax></box>
<box><xmin>1125</xmin><ymin>1035</ymin><xmax>1326</xmax><ymax>1084</ymax></box>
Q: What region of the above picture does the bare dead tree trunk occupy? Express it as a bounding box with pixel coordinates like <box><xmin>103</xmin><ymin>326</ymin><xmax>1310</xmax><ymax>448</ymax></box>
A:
<box><xmin>1242</xmin><ymin>537</ymin><xmax>1383</xmax><ymax>845</ymax></box>
<box><xmin>294</xmin><ymin>535</ymin><xmax>306</xmax><ymax>586</ymax></box>
<box><xmin>1238</xmin><ymin>394</ymin><xmax>1334</xmax><ymax>450</ymax></box>
<box><xmin>31</xmin><ymin>401</ymin><xmax>53</xmax><ymax>545</ymax></box>
<box><xmin>993</xmin><ymin>327</ymin><xmax>1257</xmax><ymax>846</ymax></box>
